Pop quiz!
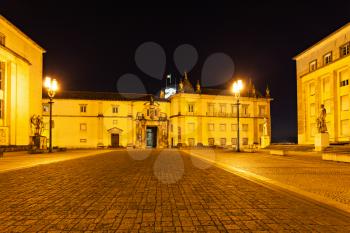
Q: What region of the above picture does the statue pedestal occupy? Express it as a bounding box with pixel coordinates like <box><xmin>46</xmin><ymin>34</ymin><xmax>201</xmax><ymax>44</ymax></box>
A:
<box><xmin>261</xmin><ymin>135</ymin><xmax>270</xmax><ymax>149</ymax></box>
<box><xmin>30</xmin><ymin>136</ymin><xmax>47</xmax><ymax>150</ymax></box>
<box><xmin>314</xmin><ymin>133</ymin><xmax>329</xmax><ymax>151</ymax></box>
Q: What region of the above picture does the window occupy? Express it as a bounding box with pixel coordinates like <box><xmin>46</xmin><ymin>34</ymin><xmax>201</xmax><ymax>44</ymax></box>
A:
<box><xmin>322</xmin><ymin>77</ymin><xmax>331</xmax><ymax>94</ymax></box>
<box><xmin>208</xmin><ymin>138</ymin><xmax>215</xmax><ymax>146</ymax></box>
<box><xmin>0</xmin><ymin>33</ymin><xmax>5</xmax><ymax>46</ymax></box>
<box><xmin>309</xmin><ymin>60</ymin><xmax>317</xmax><ymax>71</ymax></box>
<box><xmin>231</xmin><ymin>124</ymin><xmax>238</xmax><ymax>131</ymax></box>
<box><xmin>309</xmin><ymin>82</ymin><xmax>315</xmax><ymax>96</ymax></box>
<box><xmin>340</xmin><ymin>79</ymin><xmax>349</xmax><ymax>87</ymax></box>
<box><xmin>188</xmin><ymin>138</ymin><xmax>195</xmax><ymax>146</ymax></box>
<box><xmin>259</xmin><ymin>105</ymin><xmax>266</xmax><ymax>116</ymax></box>
<box><xmin>188</xmin><ymin>123</ymin><xmax>195</xmax><ymax>132</ymax></box>
<box><xmin>178</xmin><ymin>127</ymin><xmax>181</xmax><ymax>140</ymax></box>
<box><xmin>112</xmin><ymin>105</ymin><xmax>119</xmax><ymax>114</ymax></box>
<box><xmin>231</xmin><ymin>138</ymin><xmax>237</xmax><ymax>145</ymax></box>
<box><xmin>208</xmin><ymin>123</ymin><xmax>214</xmax><ymax>131</ymax></box>
<box><xmin>220</xmin><ymin>124</ymin><xmax>226</xmax><ymax>132</ymax></box>
<box><xmin>242</xmin><ymin>138</ymin><xmax>248</xmax><ymax>145</ymax></box>
<box><xmin>220</xmin><ymin>138</ymin><xmax>226</xmax><ymax>146</ymax></box>
<box><xmin>80</xmin><ymin>104</ymin><xmax>87</xmax><ymax>113</ymax></box>
<box><xmin>242</xmin><ymin>104</ymin><xmax>249</xmax><ymax>116</ymax></box>
<box><xmin>80</xmin><ymin>139</ymin><xmax>87</xmax><ymax>143</ymax></box>
<box><xmin>341</xmin><ymin>95</ymin><xmax>349</xmax><ymax>111</ymax></box>
<box><xmin>0</xmin><ymin>62</ymin><xmax>4</xmax><ymax>119</ymax></box>
<box><xmin>80</xmin><ymin>123</ymin><xmax>87</xmax><ymax>131</ymax></box>
<box><xmin>113</xmin><ymin>120</ymin><xmax>118</xmax><ymax>125</ymax></box>
<box><xmin>207</xmin><ymin>103</ymin><xmax>214</xmax><ymax>114</ymax></box>
<box><xmin>259</xmin><ymin>124</ymin><xmax>263</xmax><ymax>133</ymax></box>
<box><xmin>242</xmin><ymin>124</ymin><xmax>248</xmax><ymax>132</ymax></box>
<box><xmin>188</xmin><ymin>103</ymin><xmax>194</xmax><ymax>113</ymax></box>
<box><xmin>310</xmin><ymin>123</ymin><xmax>316</xmax><ymax>137</ymax></box>
<box><xmin>341</xmin><ymin>120</ymin><xmax>349</xmax><ymax>136</ymax></box>
<box><xmin>339</xmin><ymin>69</ymin><xmax>349</xmax><ymax>87</ymax></box>
<box><xmin>42</xmin><ymin>104</ymin><xmax>50</xmax><ymax>113</ymax></box>
<box><xmin>231</xmin><ymin>104</ymin><xmax>237</xmax><ymax>116</ymax></box>
<box><xmin>310</xmin><ymin>103</ymin><xmax>316</xmax><ymax>116</ymax></box>
<box><xmin>0</xmin><ymin>62</ymin><xmax>4</xmax><ymax>90</ymax></box>
<box><xmin>219</xmin><ymin>104</ymin><xmax>226</xmax><ymax>113</ymax></box>
<box><xmin>171</xmin><ymin>124</ymin><xmax>173</xmax><ymax>132</ymax></box>
<box><xmin>323</xmin><ymin>52</ymin><xmax>332</xmax><ymax>65</ymax></box>
<box><xmin>340</xmin><ymin>42</ymin><xmax>350</xmax><ymax>57</ymax></box>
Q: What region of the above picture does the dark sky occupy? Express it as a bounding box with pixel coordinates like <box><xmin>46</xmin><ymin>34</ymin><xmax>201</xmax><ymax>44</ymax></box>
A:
<box><xmin>1</xmin><ymin>1</ymin><xmax>350</xmax><ymax>142</ymax></box>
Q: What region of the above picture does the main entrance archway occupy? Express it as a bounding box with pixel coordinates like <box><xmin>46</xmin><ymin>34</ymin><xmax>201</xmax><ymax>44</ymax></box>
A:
<box><xmin>146</xmin><ymin>126</ymin><xmax>157</xmax><ymax>148</ymax></box>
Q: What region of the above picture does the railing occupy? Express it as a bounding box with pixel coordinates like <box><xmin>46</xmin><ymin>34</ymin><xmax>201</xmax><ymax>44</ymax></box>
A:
<box><xmin>206</xmin><ymin>112</ymin><xmax>251</xmax><ymax>117</ymax></box>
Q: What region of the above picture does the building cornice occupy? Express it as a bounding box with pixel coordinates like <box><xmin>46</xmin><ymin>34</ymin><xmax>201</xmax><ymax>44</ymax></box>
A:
<box><xmin>293</xmin><ymin>22</ymin><xmax>350</xmax><ymax>60</ymax></box>
<box><xmin>0</xmin><ymin>44</ymin><xmax>31</xmax><ymax>65</ymax></box>
<box><xmin>0</xmin><ymin>14</ymin><xmax>46</xmax><ymax>53</ymax></box>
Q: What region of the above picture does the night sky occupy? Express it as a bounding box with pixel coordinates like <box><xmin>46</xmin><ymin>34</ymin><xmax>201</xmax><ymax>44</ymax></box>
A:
<box><xmin>1</xmin><ymin>1</ymin><xmax>350</xmax><ymax>142</ymax></box>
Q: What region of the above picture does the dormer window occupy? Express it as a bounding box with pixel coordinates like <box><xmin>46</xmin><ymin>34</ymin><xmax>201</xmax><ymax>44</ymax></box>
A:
<box><xmin>0</xmin><ymin>33</ymin><xmax>5</xmax><ymax>46</ymax></box>
<box><xmin>309</xmin><ymin>60</ymin><xmax>317</xmax><ymax>72</ymax></box>
<box><xmin>323</xmin><ymin>52</ymin><xmax>332</xmax><ymax>65</ymax></box>
<box><xmin>340</xmin><ymin>42</ymin><xmax>350</xmax><ymax>57</ymax></box>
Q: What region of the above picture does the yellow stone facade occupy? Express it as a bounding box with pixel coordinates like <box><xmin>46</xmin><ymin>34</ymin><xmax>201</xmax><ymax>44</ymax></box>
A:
<box><xmin>294</xmin><ymin>23</ymin><xmax>350</xmax><ymax>144</ymax></box>
<box><xmin>42</xmin><ymin>79</ymin><xmax>272</xmax><ymax>149</ymax></box>
<box><xmin>0</xmin><ymin>16</ymin><xmax>272</xmax><ymax>149</ymax></box>
<box><xmin>0</xmin><ymin>15</ymin><xmax>45</xmax><ymax>146</ymax></box>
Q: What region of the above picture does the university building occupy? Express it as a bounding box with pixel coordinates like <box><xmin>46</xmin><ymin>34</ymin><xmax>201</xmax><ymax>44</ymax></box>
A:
<box><xmin>0</xmin><ymin>15</ymin><xmax>45</xmax><ymax>146</ymax></box>
<box><xmin>0</xmin><ymin>15</ymin><xmax>272</xmax><ymax>149</ymax></box>
<box><xmin>42</xmin><ymin>77</ymin><xmax>272</xmax><ymax>148</ymax></box>
<box><xmin>294</xmin><ymin>22</ymin><xmax>350</xmax><ymax>144</ymax></box>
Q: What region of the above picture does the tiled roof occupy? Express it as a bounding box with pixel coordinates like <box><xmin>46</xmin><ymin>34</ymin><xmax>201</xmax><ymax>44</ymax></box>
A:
<box><xmin>42</xmin><ymin>90</ymin><xmax>169</xmax><ymax>102</ymax></box>
<box><xmin>200</xmin><ymin>88</ymin><xmax>266</xmax><ymax>98</ymax></box>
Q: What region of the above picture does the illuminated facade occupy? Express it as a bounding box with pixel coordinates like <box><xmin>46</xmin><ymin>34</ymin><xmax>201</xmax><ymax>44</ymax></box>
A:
<box><xmin>294</xmin><ymin>23</ymin><xmax>350</xmax><ymax>144</ymax></box>
<box><xmin>42</xmin><ymin>76</ymin><xmax>272</xmax><ymax>148</ymax></box>
<box><xmin>0</xmin><ymin>16</ymin><xmax>272</xmax><ymax>149</ymax></box>
<box><xmin>0</xmin><ymin>15</ymin><xmax>45</xmax><ymax>146</ymax></box>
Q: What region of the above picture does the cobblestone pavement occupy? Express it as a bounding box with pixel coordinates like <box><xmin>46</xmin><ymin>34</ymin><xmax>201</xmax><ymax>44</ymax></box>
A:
<box><xmin>186</xmin><ymin>149</ymin><xmax>350</xmax><ymax>212</ymax></box>
<box><xmin>0</xmin><ymin>149</ymin><xmax>350</xmax><ymax>232</ymax></box>
<box><xmin>0</xmin><ymin>150</ymin><xmax>114</xmax><ymax>173</ymax></box>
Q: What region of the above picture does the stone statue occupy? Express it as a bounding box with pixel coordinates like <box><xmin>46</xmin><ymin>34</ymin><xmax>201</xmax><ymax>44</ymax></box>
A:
<box><xmin>263</xmin><ymin>117</ymin><xmax>268</xmax><ymax>136</ymax></box>
<box><xmin>316</xmin><ymin>104</ymin><xmax>327</xmax><ymax>133</ymax></box>
<box><xmin>178</xmin><ymin>79</ymin><xmax>184</xmax><ymax>92</ymax></box>
<box><xmin>150</xmin><ymin>95</ymin><xmax>154</xmax><ymax>105</ymax></box>
<box><xmin>30</xmin><ymin>115</ymin><xmax>44</xmax><ymax>136</ymax></box>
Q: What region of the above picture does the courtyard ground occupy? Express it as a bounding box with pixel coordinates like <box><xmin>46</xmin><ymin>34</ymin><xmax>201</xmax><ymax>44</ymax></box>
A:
<box><xmin>0</xmin><ymin>149</ymin><xmax>350</xmax><ymax>232</ymax></box>
<box><xmin>185</xmin><ymin>149</ymin><xmax>350</xmax><ymax>214</ymax></box>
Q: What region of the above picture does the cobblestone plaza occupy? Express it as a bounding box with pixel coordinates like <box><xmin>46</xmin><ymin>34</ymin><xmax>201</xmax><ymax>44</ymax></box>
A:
<box><xmin>0</xmin><ymin>149</ymin><xmax>350</xmax><ymax>232</ymax></box>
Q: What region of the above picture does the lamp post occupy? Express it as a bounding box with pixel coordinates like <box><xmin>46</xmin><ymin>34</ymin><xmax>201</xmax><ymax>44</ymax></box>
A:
<box><xmin>232</xmin><ymin>80</ymin><xmax>243</xmax><ymax>152</ymax></box>
<box><xmin>44</xmin><ymin>77</ymin><xmax>58</xmax><ymax>153</ymax></box>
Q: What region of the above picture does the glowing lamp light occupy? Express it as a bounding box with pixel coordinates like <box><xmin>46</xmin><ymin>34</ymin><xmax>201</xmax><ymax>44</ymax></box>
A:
<box><xmin>43</xmin><ymin>76</ymin><xmax>59</xmax><ymax>153</ymax></box>
<box><xmin>232</xmin><ymin>79</ymin><xmax>243</xmax><ymax>95</ymax></box>
<box><xmin>44</xmin><ymin>77</ymin><xmax>59</xmax><ymax>98</ymax></box>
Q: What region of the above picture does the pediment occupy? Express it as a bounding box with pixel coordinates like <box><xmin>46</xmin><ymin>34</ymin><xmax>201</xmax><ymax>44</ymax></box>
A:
<box><xmin>107</xmin><ymin>127</ymin><xmax>123</xmax><ymax>134</ymax></box>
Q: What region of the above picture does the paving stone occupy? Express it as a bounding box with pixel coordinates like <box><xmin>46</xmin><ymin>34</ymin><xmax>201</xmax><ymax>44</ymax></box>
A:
<box><xmin>0</xmin><ymin>149</ymin><xmax>349</xmax><ymax>232</ymax></box>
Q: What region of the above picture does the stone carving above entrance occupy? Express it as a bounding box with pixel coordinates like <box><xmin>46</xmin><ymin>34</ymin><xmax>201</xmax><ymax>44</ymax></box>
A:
<box><xmin>135</xmin><ymin>96</ymin><xmax>168</xmax><ymax>148</ymax></box>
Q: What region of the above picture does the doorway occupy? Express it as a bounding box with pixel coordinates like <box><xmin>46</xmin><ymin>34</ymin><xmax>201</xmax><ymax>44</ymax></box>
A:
<box><xmin>146</xmin><ymin>126</ymin><xmax>157</xmax><ymax>148</ymax></box>
<box><xmin>111</xmin><ymin>134</ymin><xmax>119</xmax><ymax>148</ymax></box>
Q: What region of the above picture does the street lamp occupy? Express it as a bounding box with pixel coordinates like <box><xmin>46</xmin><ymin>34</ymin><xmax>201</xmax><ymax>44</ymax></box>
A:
<box><xmin>232</xmin><ymin>79</ymin><xmax>243</xmax><ymax>152</ymax></box>
<box><xmin>44</xmin><ymin>77</ymin><xmax>58</xmax><ymax>153</ymax></box>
